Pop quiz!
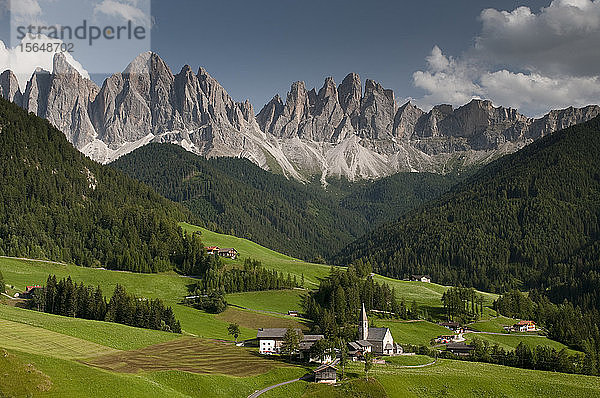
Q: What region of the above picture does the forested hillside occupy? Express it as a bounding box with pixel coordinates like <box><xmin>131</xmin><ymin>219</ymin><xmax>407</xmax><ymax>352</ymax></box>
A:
<box><xmin>336</xmin><ymin>116</ymin><xmax>600</xmax><ymax>309</ymax></box>
<box><xmin>0</xmin><ymin>97</ymin><xmax>199</xmax><ymax>272</ymax></box>
<box><xmin>112</xmin><ymin>144</ymin><xmax>458</xmax><ymax>260</ymax></box>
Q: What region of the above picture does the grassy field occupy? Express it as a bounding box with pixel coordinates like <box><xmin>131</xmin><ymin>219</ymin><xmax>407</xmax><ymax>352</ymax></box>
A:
<box><xmin>217</xmin><ymin>307</ymin><xmax>310</xmax><ymax>331</ymax></box>
<box><xmin>0</xmin><ymin>318</ymin><xmax>120</xmax><ymax>358</ymax></box>
<box><xmin>83</xmin><ymin>337</ymin><xmax>293</xmax><ymax>376</ymax></box>
<box><xmin>469</xmin><ymin>316</ymin><xmax>518</xmax><ymax>333</ymax></box>
<box><xmin>226</xmin><ymin>289</ymin><xmax>305</xmax><ymax>313</ymax></box>
<box><xmin>374</xmin><ymin>320</ymin><xmax>451</xmax><ymax>346</ymax></box>
<box><xmin>384</xmin><ymin>354</ymin><xmax>435</xmax><ymax>366</ymax></box>
<box><xmin>180</xmin><ymin>223</ymin><xmax>332</xmax><ymax>284</ymax></box>
<box><xmin>345</xmin><ymin>359</ymin><xmax>600</xmax><ymax>398</ymax></box>
<box><xmin>0</xmin><ymin>305</ymin><xmax>178</xmax><ymax>350</ymax></box>
<box><xmin>3</xmin><ymin>348</ymin><xmax>310</xmax><ymax>398</ymax></box>
<box><xmin>0</xmin><ymin>349</ymin><xmax>53</xmax><ymax>397</ymax></box>
<box><xmin>464</xmin><ymin>332</ymin><xmax>575</xmax><ymax>353</ymax></box>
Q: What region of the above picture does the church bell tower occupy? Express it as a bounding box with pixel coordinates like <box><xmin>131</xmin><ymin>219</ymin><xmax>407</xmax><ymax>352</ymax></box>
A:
<box><xmin>359</xmin><ymin>303</ymin><xmax>369</xmax><ymax>340</ymax></box>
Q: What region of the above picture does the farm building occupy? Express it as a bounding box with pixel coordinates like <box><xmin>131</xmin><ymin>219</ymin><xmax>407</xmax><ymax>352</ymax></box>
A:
<box><xmin>205</xmin><ymin>246</ymin><xmax>220</xmax><ymax>255</ymax></box>
<box><xmin>513</xmin><ymin>320</ymin><xmax>536</xmax><ymax>332</ymax></box>
<box><xmin>440</xmin><ymin>322</ymin><xmax>463</xmax><ymax>333</ymax></box>
<box><xmin>313</xmin><ymin>360</ymin><xmax>339</xmax><ymax>384</ymax></box>
<box><xmin>446</xmin><ymin>342</ymin><xmax>475</xmax><ymax>356</ymax></box>
<box><xmin>218</xmin><ymin>248</ymin><xmax>238</xmax><ymax>259</ymax></box>
<box><xmin>257</xmin><ymin>328</ymin><xmax>325</xmax><ymax>359</ymax></box>
<box><xmin>348</xmin><ymin>340</ymin><xmax>372</xmax><ymax>360</ymax></box>
<box><xmin>204</xmin><ymin>246</ymin><xmax>238</xmax><ymax>259</ymax></box>
<box><xmin>20</xmin><ymin>285</ymin><xmax>43</xmax><ymax>299</ymax></box>
<box><xmin>411</xmin><ymin>275</ymin><xmax>431</xmax><ymax>283</ymax></box>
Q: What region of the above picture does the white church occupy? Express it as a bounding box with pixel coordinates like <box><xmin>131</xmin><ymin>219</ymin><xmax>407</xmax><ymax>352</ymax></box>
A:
<box><xmin>348</xmin><ymin>303</ymin><xmax>403</xmax><ymax>357</ymax></box>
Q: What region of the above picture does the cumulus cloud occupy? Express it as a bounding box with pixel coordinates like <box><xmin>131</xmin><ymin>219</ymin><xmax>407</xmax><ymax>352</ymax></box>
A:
<box><xmin>413</xmin><ymin>0</ymin><xmax>600</xmax><ymax>116</ymax></box>
<box><xmin>8</xmin><ymin>0</ymin><xmax>44</xmax><ymax>25</ymax></box>
<box><xmin>0</xmin><ymin>37</ymin><xmax>90</xmax><ymax>90</ymax></box>
<box><xmin>93</xmin><ymin>0</ymin><xmax>150</xmax><ymax>26</ymax></box>
<box><xmin>413</xmin><ymin>46</ymin><xmax>483</xmax><ymax>110</ymax></box>
<box><xmin>475</xmin><ymin>0</ymin><xmax>600</xmax><ymax>77</ymax></box>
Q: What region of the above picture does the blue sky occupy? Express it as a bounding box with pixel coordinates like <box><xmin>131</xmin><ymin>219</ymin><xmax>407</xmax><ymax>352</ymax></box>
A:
<box><xmin>148</xmin><ymin>0</ymin><xmax>525</xmax><ymax>109</ymax></box>
<box><xmin>1</xmin><ymin>0</ymin><xmax>599</xmax><ymax>116</ymax></box>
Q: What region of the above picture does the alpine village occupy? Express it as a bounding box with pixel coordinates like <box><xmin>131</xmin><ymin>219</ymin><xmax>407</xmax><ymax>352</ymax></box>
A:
<box><xmin>2</xmin><ymin>1</ymin><xmax>600</xmax><ymax>397</ymax></box>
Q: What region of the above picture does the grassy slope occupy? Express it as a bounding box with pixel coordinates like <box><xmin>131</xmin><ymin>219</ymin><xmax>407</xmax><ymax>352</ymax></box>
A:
<box><xmin>0</xmin><ymin>305</ymin><xmax>179</xmax><ymax>350</ymax></box>
<box><xmin>375</xmin><ymin>320</ymin><xmax>452</xmax><ymax>346</ymax></box>
<box><xmin>226</xmin><ymin>289</ymin><xmax>305</xmax><ymax>313</ymax></box>
<box><xmin>367</xmin><ymin>360</ymin><xmax>600</xmax><ymax>398</ymax></box>
<box><xmin>464</xmin><ymin>332</ymin><xmax>574</xmax><ymax>353</ymax></box>
<box><xmin>0</xmin><ymin>306</ymin><xmax>309</xmax><ymax>398</ymax></box>
<box><xmin>469</xmin><ymin>316</ymin><xmax>518</xmax><ymax>333</ymax></box>
<box><xmin>0</xmin><ymin>318</ymin><xmax>119</xmax><ymax>358</ymax></box>
<box><xmin>7</xmin><ymin>349</ymin><xmax>307</xmax><ymax>398</ymax></box>
<box><xmin>180</xmin><ymin>223</ymin><xmax>331</xmax><ymax>285</ymax></box>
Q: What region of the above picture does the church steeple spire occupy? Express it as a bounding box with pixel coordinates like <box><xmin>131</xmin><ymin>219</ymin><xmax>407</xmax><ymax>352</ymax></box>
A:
<box><xmin>359</xmin><ymin>303</ymin><xmax>369</xmax><ymax>340</ymax></box>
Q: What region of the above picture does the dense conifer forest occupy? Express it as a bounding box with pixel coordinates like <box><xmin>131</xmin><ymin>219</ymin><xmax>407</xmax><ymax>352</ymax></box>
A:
<box><xmin>31</xmin><ymin>275</ymin><xmax>181</xmax><ymax>333</ymax></box>
<box><xmin>336</xmin><ymin>116</ymin><xmax>600</xmax><ymax>308</ymax></box>
<box><xmin>0</xmin><ymin>98</ymin><xmax>202</xmax><ymax>273</ymax></box>
<box><xmin>302</xmin><ymin>265</ymin><xmax>407</xmax><ymax>340</ymax></box>
<box><xmin>111</xmin><ymin>143</ymin><xmax>458</xmax><ymax>260</ymax></box>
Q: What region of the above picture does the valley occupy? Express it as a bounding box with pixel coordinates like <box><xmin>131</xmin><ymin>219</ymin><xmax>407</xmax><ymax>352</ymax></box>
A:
<box><xmin>1</xmin><ymin>224</ymin><xmax>593</xmax><ymax>397</ymax></box>
<box><xmin>0</xmin><ymin>5</ymin><xmax>599</xmax><ymax>392</ymax></box>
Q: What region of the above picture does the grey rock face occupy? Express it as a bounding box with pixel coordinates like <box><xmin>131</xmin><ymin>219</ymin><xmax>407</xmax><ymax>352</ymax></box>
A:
<box><xmin>3</xmin><ymin>52</ymin><xmax>599</xmax><ymax>182</ymax></box>
<box><xmin>0</xmin><ymin>70</ymin><xmax>23</xmax><ymax>105</ymax></box>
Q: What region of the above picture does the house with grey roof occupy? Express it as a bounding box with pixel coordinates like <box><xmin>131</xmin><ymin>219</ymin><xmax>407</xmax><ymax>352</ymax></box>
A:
<box><xmin>257</xmin><ymin>328</ymin><xmax>326</xmax><ymax>360</ymax></box>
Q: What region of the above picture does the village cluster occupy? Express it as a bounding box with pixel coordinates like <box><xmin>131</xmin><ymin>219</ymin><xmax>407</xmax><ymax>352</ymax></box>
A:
<box><xmin>254</xmin><ymin>303</ymin><xmax>539</xmax><ymax>383</ymax></box>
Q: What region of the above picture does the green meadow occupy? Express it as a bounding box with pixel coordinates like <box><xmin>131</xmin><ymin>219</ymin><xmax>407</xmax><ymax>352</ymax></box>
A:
<box><xmin>0</xmin><ymin>225</ymin><xmax>595</xmax><ymax>397</ymax></box>
<box><xmin>180</xmin><ymin>223</ymin><xmax>331</xmax><ymax>284</ymax></box>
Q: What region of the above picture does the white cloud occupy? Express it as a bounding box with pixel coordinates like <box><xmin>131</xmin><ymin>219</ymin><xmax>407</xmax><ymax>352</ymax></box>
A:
<box><xmin>0</xmin><ymin>37</ymin><xmax>90</xmax><ymax>90</ymax></box>
<box><xmin>412</xmin><ymin>1</ymin><xmax>600</xmax><ymax>116</ymax></box>
<box><xmin>93</xmin><ymin>0</ymin><xmax>150</xmax><ymax>26</ymax></box>
<box><xmin>481</xmin><ymin>71</ymin><xmax>600</xmax><ymax>112</ymax></box>
<box><xmin>8</xmin><ymin>0</ymin><xmax>43</xmax><ymax>25</ymax></box>
<box><xmin>413</xmin><ymin>46</ymin><xmax>483</xmax><ymax>110</ymax></box>
<box><xmin>475</xmin><ymin>0</ymin><xmax>600</xmax><ymax>77</ymax></box>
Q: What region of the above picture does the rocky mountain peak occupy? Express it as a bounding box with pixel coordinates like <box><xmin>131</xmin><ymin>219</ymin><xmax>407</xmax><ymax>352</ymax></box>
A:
<box><xmin>52</xmin><ymin>52</ymin><xmax>80</xmax><ymax>76</ymax></box>
<box><xmin>319</xmin><ymin>77</ymin><xmax>337</xmax><ymax>99</ymax></box>
<box><xmin>3</xmin><ymin>51</ymin><xmax>600</xmax><ymax>182</ymax></box>
<box><xmin>338</xmin><ymin>73</ymin><xmax>362</xmax><ymax>117</ymax></box>
<box><xmin>0</xmin><ymin>70</ymin><xmax>23</xmax><ymax>106</ymax></box>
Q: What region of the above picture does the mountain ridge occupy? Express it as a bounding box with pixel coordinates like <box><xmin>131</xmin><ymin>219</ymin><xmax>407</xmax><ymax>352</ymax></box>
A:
<box><xmin>1</xmin><ymin>52</ymin><xmax>599</xmax><ymax>181</ymax></box>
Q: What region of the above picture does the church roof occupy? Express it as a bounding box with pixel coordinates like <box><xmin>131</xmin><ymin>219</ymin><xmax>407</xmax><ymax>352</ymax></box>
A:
<box><xmin>359</xmin><ymin>303</ymin><xmax>368</xmax><ymax>322</ymax></box>
<box><xmin>367</xmin><ymin>327</ymin><xmax>389</xmax><ymax>342</ymax></box>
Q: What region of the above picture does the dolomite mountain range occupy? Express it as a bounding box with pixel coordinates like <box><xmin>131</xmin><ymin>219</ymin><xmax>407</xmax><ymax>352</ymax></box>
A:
<box><xmin>1</xmin><ymin>52</ymin><xmax>599</xmax><ymax>182</ymax></box>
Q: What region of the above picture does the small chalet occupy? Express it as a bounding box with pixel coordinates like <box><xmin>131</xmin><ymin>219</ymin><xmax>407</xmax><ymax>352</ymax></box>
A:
<box><xmin>205</xmin><ymin>246</ymin><xmax>238</xmax><ymax>260</ymax></box>
<box><xmin>287</xmin><ymin>310</ymin><xmax>299</xmax><ymax>317</ymax></box>
<box><xmin>313</xmin><ymin>360</ymin><xmax>339</xmax><ymax>384</ymax></box>
<box><xmin>257</xmin><ymin>328</ymin><xmax>325</xmax><ymax>360</ymax></box>
<box><xmin>205</xmin><ymin>246</ymin><xmax>220</xmax><ymax>255</ymax></box>
<box><xmin>411</xmin><ymin>275</ymin><xmax>431</xmax><ymax>283</ymax></box>
<box><xmin>440</xmin><ymin>322</ymin><xmax>463</xmax><ymax>333</ymax></box>
<box><xmin>218</xmin><ymin>248</ymin><xmax>238</xmax><ymax>259</ymax></box>
<box><xmin>348</xmin><ymin>340</ymin><xmax>372</xmax><ymax>359</ymax></box>
<box><xmin>514</xmin><ymin>320</ymin><xmax>536</xmax><ymax>332</ymax></box>
<box><xmin>446</xmin><ymin>342</ymin><xmax>475</xmax><ymax>356</ymax></box>
<box><xmin>21</xmin><ymin>285</ymin><xmax>42</xmax><ymax>299</ymax></box>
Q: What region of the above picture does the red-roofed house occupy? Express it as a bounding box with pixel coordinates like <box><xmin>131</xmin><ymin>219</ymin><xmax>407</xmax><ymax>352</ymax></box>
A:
<box><xmin>514</xmin><ymin>320</ymin><xmax>536</xmax><ymax>332</ymax></box>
